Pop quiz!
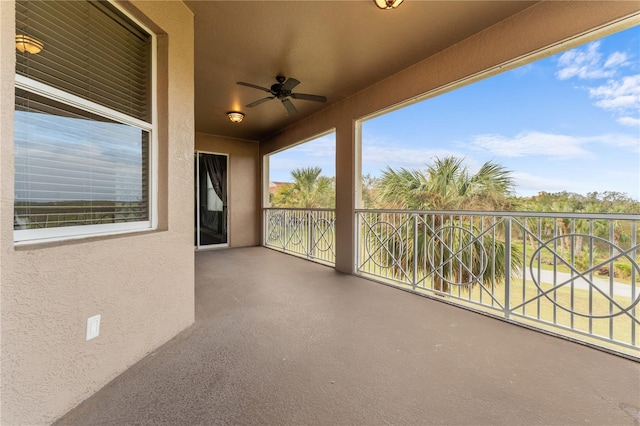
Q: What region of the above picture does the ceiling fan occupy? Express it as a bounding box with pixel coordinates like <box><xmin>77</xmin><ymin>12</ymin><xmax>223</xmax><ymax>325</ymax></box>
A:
<box><xmin>237</xmin><ymin>76</ymin><xmax>327</xmax><ymax>115</ymax></box>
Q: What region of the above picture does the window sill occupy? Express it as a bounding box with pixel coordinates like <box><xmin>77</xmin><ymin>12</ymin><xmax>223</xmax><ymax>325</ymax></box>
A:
<box><xmin>13</xmin><ymin>225</ymin><xmax>161</xmax><ymax>251</ymax></box>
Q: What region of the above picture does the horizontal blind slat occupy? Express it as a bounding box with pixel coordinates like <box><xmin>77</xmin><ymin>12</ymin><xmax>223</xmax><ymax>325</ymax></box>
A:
<box><xmin>16</xmin><ymin>0</ymin><xmax>150</xmax><ymax>121</ymax></box>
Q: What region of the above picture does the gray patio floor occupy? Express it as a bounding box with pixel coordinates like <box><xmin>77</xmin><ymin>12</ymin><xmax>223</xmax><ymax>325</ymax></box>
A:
<box><xmin>56</xmin><ymin>247</ymin><xmax>640</xmax><ymax>425</ymax></box>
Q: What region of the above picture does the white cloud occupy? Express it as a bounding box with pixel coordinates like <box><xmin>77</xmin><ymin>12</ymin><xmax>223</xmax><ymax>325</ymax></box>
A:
<box><xmin>268</xmin><ymin>135</ymin><xmax>337</xmax><ymax>181</ymax></box>
<box><xmin>273</xmin><ymin>134</ymin><xmax>335</xmax><ymax>158</ymax></box>
<box><xmin>594</xmin><ymin>133</ymin><xmax>640</xmax><ymax>151</ymax></box>
<box><xmin>604</xmin><ymin>51</ymin><xmax>630</xmax><ymax>69</ymax></box>
<box><xmin>513</xmin><ymin>63</ymin><xmax>534</xmax><ymax>77</ymax></box>
<box><xmin>556</xmin><ymin>41</ymin><xmax>639</xmax><ymax>128</ymax></box>
<box><xmin>293</xmin><ymin>134</ymin><xmax>335</xmax><ymax>157</ymax></box>
<box><xmin>513</xmin><ymin>169</ymin><xmax>640</xmax><ymax>199</ymax></box>
<box><xmin>468</xmin><ymin>131</ymin><xmax>639</xmax><ymax>159</ymax></box>
<box><xmin>468</xmin><ymin>131</ymin><xmax>591</xmax><ymax>158</ymax></box>
<box><xmin>617</xmin><ymin>116</ymin><xmax>640</xmax><ymax>127</ymax></box>
<box><xmin>588</xmin><ymin>74</ymin><xmax>640</xmax><ymax>111</ymax></box>
<box><xmin>511</xmin><ymin>171</ymin><xmax>579</xmax><ymax>196</ymax></box>
<box><xmin>556</xmin><ymin>42</ymin><xmax>630</xmax><ymax>80</ymax></box>
<box><xmin>362</xmin><ymin>136</ymin><xmax>464</xmax><ymax>173</ymax></box>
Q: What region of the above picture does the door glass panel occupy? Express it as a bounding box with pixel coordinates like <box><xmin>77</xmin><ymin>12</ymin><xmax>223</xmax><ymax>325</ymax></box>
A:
<box><xmin>195</xmin><ymin>152</ymin><xmax>227</xmax><ymax>247</ymax></box>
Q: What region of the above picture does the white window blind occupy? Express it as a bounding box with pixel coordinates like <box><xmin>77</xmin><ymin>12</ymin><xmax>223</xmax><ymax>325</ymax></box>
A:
<box><xmin>14</xmin><ymin>0</ymin><xmax>153</xmax><ymax>241</ymax></box>
<box><xmin>16</xmin><ymin>0</ymin><xmax>150</xmax><ymax>121</ymax></box>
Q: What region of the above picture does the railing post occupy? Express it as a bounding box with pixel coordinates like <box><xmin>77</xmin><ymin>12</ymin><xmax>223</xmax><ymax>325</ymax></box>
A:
<box><xmin>354</xmin><ymin>211</ymin><xmax>360</xmax><ymax>273</ymax></box>
<box><xmin>413</xmin><ymin>213</ymin><xmax>418</xmax><ymax>290</ymax></box>
<box><xmin>504</xmin><ymin>217</ymin><xmax>511</xmax><ymax>319</ymax></box>
<box><xmin>283</xmin><ymin>210</ymin><xmax>288</xmax><ymax>251</ymax></box>
<box><xmin>308</xmin><ymin>212</ymin><xmax>314</xmax><ymax>260</ymax></box>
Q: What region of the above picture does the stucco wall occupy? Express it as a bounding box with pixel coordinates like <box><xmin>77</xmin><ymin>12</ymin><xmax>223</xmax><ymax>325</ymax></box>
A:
<box><xmin>196</xmin><ymin>133</ymin><xmax>260</xmax><ymax>247</ymax></box>
<box><xmin>0</xmin><ymin>1</ymin><xmax>195</xmax><ymax>424</ymax></box>
<box><xmin>259</xmin><ymin>1</ymin><xmax>640</xmax><ymax>273</ymax></box>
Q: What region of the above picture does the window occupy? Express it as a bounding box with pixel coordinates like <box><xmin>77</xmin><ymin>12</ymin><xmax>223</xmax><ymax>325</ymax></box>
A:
<box><xmin>14</xmin><ymin>0</ymin><xmax>154</xmax><ymax>242</ymax></box>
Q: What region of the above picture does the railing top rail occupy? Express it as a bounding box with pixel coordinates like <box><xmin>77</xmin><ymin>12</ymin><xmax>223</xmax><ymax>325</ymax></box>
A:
<box><xmin>355</xmin><ymin>209</ymin><xmax>640</xmax><ymax>220</ymax></box>
<box><xmin>264</xmin><ymin>207</ymin><xmax>336</xmax><ymax>212</ymax></box>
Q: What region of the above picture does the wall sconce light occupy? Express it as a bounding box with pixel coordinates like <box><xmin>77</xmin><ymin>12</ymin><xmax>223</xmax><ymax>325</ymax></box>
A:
<box><xmin>373</xmin><ymin>0</ymin><xmax>404</xmax><ymax>9</ymax></box>
<box><xmin>227</xmin><ymin>111</ymin><xmax>245</xmax><ymax>123</ymax></box>
<box><xmin>15</xmin><ymin>34</ymin><xmax>44</xmax><ymax>54</ymax></box>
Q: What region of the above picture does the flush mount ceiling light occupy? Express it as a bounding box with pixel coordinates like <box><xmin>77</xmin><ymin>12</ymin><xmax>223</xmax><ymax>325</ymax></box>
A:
<box><xmin>227</xmin><ymin>111</ymin><xmax>245</xmax><ymax>123</ymax></box>
<box><xmin>373</xmin><ymin>0</ymin><xmax>404</xmax><ymax>9</ymax></box>
<box><xmin>15</xmin><ymin>34</ymin><xmax>44</xmax><ymax>54</ymax></box>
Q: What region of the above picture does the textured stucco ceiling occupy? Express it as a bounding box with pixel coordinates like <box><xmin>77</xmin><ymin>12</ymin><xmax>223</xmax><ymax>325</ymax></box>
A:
<box><xmin>186</xmin><ymin>1</ymin><xmax>537</xmax><ymax>141</ymax></box>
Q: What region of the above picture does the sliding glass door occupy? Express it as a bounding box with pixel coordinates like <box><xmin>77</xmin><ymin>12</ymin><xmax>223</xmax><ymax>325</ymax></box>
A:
<box><xmin>195</xmin><ymin>152</ymin><xmax>228</xmax><ymax>248</ymax></box>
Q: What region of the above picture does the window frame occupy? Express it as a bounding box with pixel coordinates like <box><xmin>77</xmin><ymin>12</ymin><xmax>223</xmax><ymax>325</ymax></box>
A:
<box><xmin>13</xmin><ymin>0</ymin><xmax>158</xmax><ymax>244</ymax></box>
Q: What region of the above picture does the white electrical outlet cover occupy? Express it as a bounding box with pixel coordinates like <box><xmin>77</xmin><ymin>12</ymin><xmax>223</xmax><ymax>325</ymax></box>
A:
<box><xmin>86</xmin><ymin>314</ymin><xmax>101</xmax><ymax>341</ymax></box>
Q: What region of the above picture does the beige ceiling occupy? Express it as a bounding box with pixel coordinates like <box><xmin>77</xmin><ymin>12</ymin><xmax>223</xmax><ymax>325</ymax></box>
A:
<box><xmin>186</xmin><ymin>1</ymin><xmax>537</xmax><ymax>141</ymax></box>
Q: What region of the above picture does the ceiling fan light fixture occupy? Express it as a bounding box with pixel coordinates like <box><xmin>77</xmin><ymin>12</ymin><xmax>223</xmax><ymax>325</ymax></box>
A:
<box><xmin>373</xmin><ymin>0</ymin><xmax>404</xmax><ymax>9</ymax></box>
<box><xmin>227</xmin><ymin>111</ymin><xmax>244</xmax><ymax>123</ymax></box>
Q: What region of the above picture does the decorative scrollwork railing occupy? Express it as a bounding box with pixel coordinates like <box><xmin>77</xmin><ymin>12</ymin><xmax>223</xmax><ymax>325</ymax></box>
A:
<box><xmin>356</xmin><ymin>210</ymin><xmax>640</xmax><ymax>357</ymax></box>
<box><xmin>264</xmin><ymin>208</ymin><xmax>335</xmax><ymax>266</ymax></box>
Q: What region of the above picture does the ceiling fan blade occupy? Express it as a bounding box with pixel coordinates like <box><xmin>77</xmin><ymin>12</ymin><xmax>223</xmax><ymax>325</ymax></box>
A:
<box><xmin>237</xmin><ymin>81</ymin><xmax>271</xmax><ymax>93</ymax></box>
<box><xmin>246</xmin><ymin>96</ymin><xmax>275</xmax><ymax>107</ymax></box>
<box><xmin>281</xmin><ymin>78</ymin><xmax>300</xmax><ymax>92</ymax></box>
<box><xmin>281</xmin><ymin>98</ymin><xmax>298</xmax><ymax>115</ymax></box>
<box><xmin>290</xmin><ymin>93</ymin><xmax>327</xmax><ymax>103</ymax></box>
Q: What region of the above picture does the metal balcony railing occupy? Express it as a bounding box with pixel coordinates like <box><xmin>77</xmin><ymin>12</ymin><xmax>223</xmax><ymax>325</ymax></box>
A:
<box><xmin>263</xmin><ymin>208</ymin><xmax>336</xmax><ymax>266</ymax></box>
<box><xmin>263</xmin><ymin>208</ymin><xmax>639</xmax><ymax>357</ymax></box>
<box><xmin>357</xmin><ymin>210</ymin><xmax>639</xmax><ymax>358</ymax></box>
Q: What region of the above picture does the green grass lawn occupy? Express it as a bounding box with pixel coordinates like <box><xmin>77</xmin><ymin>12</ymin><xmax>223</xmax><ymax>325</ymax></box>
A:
<box><xmin>357</xmin><ymin>268</ymin><xmax>639</xmax><ymax>358</ymax></box>
<box><xmin>520</xmin><ymin>240</ymin><xmax>639</xmax><ymax>285</ymax></box>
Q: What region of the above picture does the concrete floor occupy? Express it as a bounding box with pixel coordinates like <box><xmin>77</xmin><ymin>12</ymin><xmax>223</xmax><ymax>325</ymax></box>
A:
<box><xmin>56</xmin><ymin>247</ymin><xmax>640</xmax><ymax>425</ymax></box>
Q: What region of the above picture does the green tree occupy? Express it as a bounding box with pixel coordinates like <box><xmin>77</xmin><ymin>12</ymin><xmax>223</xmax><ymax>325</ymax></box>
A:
<box><xmin>519</xmin><ymin>190</ymin><xmax>640</xmax><ymax>254</ymax></box>
<box><xmin>272</xmin><ymin>167</ymin><xmax>335</xmax><ymax>208</ymax></box>
<box><xmin>360</xmin><ymin>173</ymin><xmax>380</xmax><ymax>209</ymax></box>
<box><xmin>376</xmin><ymin>156</ymin><xmax>515</xmax><ymax>211</ymax></box>
<box><xmin>372</xmin><ymin>156</ymin><xmax>522</xmax><ymax>292</ymax></box>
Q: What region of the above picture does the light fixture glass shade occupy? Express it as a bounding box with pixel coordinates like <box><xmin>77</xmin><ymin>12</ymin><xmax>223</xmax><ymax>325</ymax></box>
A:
<box><xmin>15</xmin><ymin>34</ymin><xmax>44</xmax><ymax>54</ymax></box>
<box><xmin>227</xmin><ymin>112</ymin><xmax>244</xmax><ymax>123</ymax></box>
<box><xmin>373</xmin><ymin>0</ymin><xmax>404</xmax><ymax>9</ymax></box>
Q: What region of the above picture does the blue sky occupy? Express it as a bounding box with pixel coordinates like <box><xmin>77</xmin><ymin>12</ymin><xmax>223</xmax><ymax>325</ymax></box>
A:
<box><xmin>269</xmin><ymin>26</ymin><xmax>640</xmax><ymax>199</ymax></box>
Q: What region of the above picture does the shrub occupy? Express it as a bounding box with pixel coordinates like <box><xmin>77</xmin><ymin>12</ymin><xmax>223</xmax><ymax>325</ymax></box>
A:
<box><xmin>614</xmin><ymin>262</ymin><xmax>632</xmax><ymax>279</ymax></box>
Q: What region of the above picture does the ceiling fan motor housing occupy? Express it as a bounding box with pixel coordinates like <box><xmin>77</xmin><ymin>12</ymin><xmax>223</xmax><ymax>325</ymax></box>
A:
<box><xmin>271</xmin><ymin>83</ymin><xmax>287</xmax><ymax>97</ymax></box>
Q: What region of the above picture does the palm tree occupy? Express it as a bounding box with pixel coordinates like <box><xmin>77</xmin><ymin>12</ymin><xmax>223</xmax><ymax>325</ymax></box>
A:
<box><xmin>376</xmin><ymin>156</ymin><xmax>515</xmax><ymax>211</ymax></box>
<box><xmin>372</xmin><ymin>156</ymin><xmax>522</xmax><ymax>292</ymax></box>
<box><xmin>272</xmin><ymin>166</ymin><xmax>335</xmax><ymax>208</ymax></box>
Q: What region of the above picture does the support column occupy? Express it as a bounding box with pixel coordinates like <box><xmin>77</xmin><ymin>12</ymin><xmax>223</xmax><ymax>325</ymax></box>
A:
<box><xmin>334</xmin><ymin>117</ymin><xmax>357</xmax><ymax>274</ymax></box>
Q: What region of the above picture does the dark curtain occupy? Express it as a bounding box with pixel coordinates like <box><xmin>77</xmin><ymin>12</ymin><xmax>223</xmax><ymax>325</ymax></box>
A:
<box><xmin>202</xmin><ymin>154</ymin><xmax>227</xmax><ymax>235</ymax></box>
<box><xmin>203</xmin><ymin>154</ymin><xmax>226</xmax><ymax>204</ymax></box>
